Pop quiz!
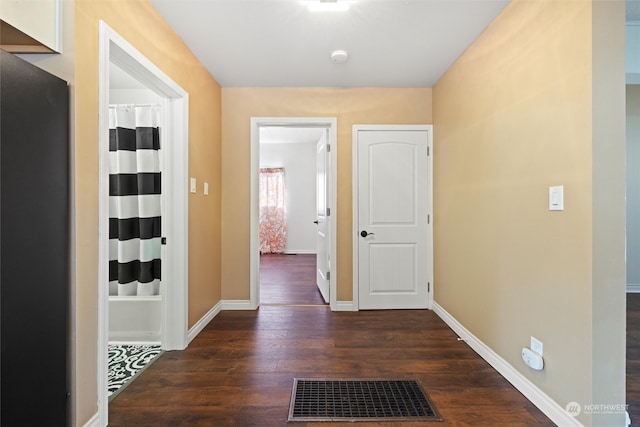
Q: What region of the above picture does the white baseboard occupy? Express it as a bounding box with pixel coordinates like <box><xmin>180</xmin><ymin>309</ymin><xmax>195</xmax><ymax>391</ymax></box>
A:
<box><xmin>83</xmin><ymin>412</ymin><xmax>100</xmax><ymax>427</ymax></box>
<box><xmin>108</xmin><ymin>332</ymin><xmax>161</xmax><ymax>343</ymax></box>
<box><xmin>221</xmin><ymin>299</ymin><xmax>254</xmax><ymax>310</ymax></box>
<box><xmin>627</xmin><ymin>284</ymin><xmax>640</xmax><ymax>293</ymax></box>
<box><xmin>108</xmin><ymin>340</ymin><xmax>161</xmax><ymax>346</ymax></box>
<box><xmin>283</xmin><ymin>250</ymin><xmax>316</xmax><ymax>255</ymax></box>
<box><xmin>187</xmin><ymin>301</ymin><xmax>222</xmax><ymax>344</ymax></box>
<box><xmin>333</xmin><ymin>300</ymin><xmax>356</xmax><ymax>311</ymax></box>
<box><xmin>432</xmin><ymin>301</ymin><xmax>582</xmax><ymax>427</ymax></box>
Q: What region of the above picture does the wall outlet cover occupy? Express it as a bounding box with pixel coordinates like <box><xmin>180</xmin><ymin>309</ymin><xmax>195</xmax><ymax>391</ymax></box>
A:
<box><xmin>522</xmin><ymin>347</ymin><xmax>544</xmax><ymax>370</ymax></box>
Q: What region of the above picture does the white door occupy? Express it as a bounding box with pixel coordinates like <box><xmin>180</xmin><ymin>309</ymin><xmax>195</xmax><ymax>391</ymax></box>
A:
<box><xmin>316</xmin><ymin>131</ymin><xmax>330</xmax><ymax>303</ymax></box>
<box><xmin>355</xmin><ymin>126</ymin><xmax>432</xmax><ymax>309</ymax></box>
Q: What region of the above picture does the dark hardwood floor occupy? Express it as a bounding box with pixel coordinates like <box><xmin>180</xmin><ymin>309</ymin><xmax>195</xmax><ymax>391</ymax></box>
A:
<box><xmin>628</xmin><ymin>293</ymin><xmax>640</xmax><ymax>425</ymax></box>
<box><xmin>109</xmin><ymin>255</ymin><xmax>555</xmax><ymax>426</ymax></box>
<box><xmin>259</xmin><ymin>254</ymin><xmax>326</xmax><ymax>306</ymax></box>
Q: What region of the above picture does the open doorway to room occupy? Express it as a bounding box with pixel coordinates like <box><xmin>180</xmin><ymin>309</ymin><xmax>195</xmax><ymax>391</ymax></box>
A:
<box><xmin>98</xmin><ymin>21</ymin><xmax>189</xmax><ymax>426</ymax></box>
<box><xmin>106</xmin><ymin>62</ymin><xmax>166</xmax><ymax>400</ymax></box>
<box><xmin>250</xmin><ymin>118</ymin><xmax>337</xmax><ymax>310</ymax></box>
<box><xmin>258</xmin><ymin>126</ymin><xmax>328</xmax><ymax>306</ymax></box>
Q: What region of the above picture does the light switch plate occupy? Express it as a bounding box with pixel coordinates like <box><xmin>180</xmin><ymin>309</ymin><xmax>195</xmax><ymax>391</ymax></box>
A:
<box><xmin>190</xmin><ymin>177</ymin><xmax>197</xmax><ymax>194</ymax></box>
<box><xmin>549</xmin><ymin>185</ymin><xmax>564</xmax><ymax>211</ymax></box>
<box><xmin>204</xmin><ymin>182</ymin><xmax>209</xmax><ymax>195</ymax></box>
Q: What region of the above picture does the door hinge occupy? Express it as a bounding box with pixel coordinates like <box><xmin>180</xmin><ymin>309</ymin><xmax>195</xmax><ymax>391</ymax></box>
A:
<box><xmin>428</xmin><ymin>282</ymin><xmax>430</xmax><ymax>292</ymax></box>
<box><xmin>326</xmin><ymin>207</ymin><xmax>330</xmax><ymax>216</ymax></box>
<box><xmin>327</xmin><ymin>271</ymin><xmax>330</xmax><ymax>281</ymax></box>
<box><xmin>427</xmin><ymin>214</ymin><xmax>430</xmax><ymax>225</ymax></box>
<box><xmin>161</xmin><ymin>237</ymin><xmax>167</xmax><ymax>245</ymax></box>
<box><xmin>327</xmin><ymin>144</ymin><xmax>331</xmax><ymax>152</ymax></box>
<box><xmin>427</xmin><ymin>146</ymin><xmax>430</xmax><ymax>156</ymax></box>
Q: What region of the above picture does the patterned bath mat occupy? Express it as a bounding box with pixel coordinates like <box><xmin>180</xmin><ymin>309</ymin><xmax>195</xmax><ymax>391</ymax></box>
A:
<box><xmin>108</xmin><ymin>344</ymin><xmax>163</xmax><ymax>400</ymax></box>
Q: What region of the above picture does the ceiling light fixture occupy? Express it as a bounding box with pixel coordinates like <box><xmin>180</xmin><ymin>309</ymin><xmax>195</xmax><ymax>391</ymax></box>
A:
<box><xmin>307</xmin><ymin>0</ymin><xmax>350</xmax><ymax>12</ymax></box>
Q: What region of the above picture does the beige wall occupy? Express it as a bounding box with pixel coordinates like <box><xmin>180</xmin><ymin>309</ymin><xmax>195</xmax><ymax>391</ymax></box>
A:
<box><xmin>433</xmin><ymin>1</ymin><xmax>625</xmax><ymax>425</ymax></box>
<box><xmin>73</xmin><ymin>0</ymin><xmax>222</xmax><ymax>424</ymax></box>
<box><xmin>221</xmin><ymin>88</ymin><xmax>432</xmax><ymax>301</ymax></box>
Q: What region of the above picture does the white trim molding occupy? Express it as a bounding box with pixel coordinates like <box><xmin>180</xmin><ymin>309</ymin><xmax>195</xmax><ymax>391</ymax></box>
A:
<box><xmin>334</xmin><ymin>301</ymin><xmax>357</xmax><ymax>311</ymax></box>
<box><xmin>432</xmin><ymin>301</ymin><xmax>582</xmax><ymax>427</ymax></box>
<box><xmin>187</xmin><ymin>301</ymin><xmax>223</xmax><ymax>344</ymax></box>
<box><xmin>627</xmin><ymin>284</ymin><xmax>640</xmax><ymax>293</ymax></box>
<box><xmin>82</xmin><ymin>412</ymin><xmax>100</xmax><ymax>427</ymax></box>
<box><xmin>250</xmin><ymin>117</ymin><xmax>338</xmax><ymax>311</ymax></box>
<box><xmin>221</xmin><ymin>300</ymin><xmax>255</xmax><ymax>310</ymax></box>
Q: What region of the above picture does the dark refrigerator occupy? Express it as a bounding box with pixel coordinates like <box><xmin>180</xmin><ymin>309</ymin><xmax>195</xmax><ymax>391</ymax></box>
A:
<box><xmin>0</xmin><ymin>49</ymin><xmax>70</xmax><ymax>426</ymax></box>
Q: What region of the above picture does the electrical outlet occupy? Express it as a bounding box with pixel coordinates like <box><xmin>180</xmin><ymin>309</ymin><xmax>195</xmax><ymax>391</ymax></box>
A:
<box><xmin>190</xmin><ymin>177</ymin><xmax>196</xmax><ymax>194</ymax></box>
<box><xmin>522</xmin><ymin>348</ymin><xmax>544</xmax><ymax>370</ymax></box>
<box><xmin>530</xmin><ymin>336</ymin><xmax>543</xmax><ymax>356</ymax></box>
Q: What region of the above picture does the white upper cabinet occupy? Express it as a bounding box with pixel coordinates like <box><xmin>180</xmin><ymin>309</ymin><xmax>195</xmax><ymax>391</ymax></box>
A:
<box><xmin>0</xmin><ymin>0</ymin><xmax>60</xmax><ymax>53</ymax></box>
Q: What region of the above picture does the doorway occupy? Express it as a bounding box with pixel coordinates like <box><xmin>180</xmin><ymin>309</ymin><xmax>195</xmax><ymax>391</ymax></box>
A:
<box><xmin>97</xmin><ymin>22</ymin><xmax>189</xmax><ymax>425</ymax></box>
<box><xmin>250</xmin><ymin>118</ymin><xmax>337</xmax><ymax>310</ymax></box>
<box><xmin>259</xmin><ymin>126</ymin><xmax>327</xmax><ymax>305</ymax></box>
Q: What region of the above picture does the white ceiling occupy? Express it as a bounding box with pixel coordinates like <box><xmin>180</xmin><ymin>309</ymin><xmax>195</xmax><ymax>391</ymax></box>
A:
<box><xmin>114</xmin><ymin>1</ymin><xmax>638</xmax><ymax>141</ymax></box>
<box><xmin>117</xmin><ymin>1</ymin><xmax>640</xmax><ymax>89</ymax></box>
<box><xmin>149</xmin><ymin>0</ymin><xmax>510</xmax><ymax>88</ymax></box>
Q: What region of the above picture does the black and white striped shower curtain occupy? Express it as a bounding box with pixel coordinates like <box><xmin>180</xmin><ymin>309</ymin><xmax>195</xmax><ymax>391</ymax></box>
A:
<box><xmin>109</xmin><ymin>105</ymin><xmax>162</xmax><ymax>296</ymax></box>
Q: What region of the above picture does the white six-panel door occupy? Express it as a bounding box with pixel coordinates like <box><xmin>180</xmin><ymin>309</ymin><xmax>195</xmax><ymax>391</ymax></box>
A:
<box><xmin>353</xmin><ymin>125</ymin><xmax>432</xmax><ymax>310</ymax></box>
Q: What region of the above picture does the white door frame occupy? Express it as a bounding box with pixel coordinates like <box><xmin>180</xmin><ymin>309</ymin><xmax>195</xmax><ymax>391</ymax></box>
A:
<box><xmin>250</xmin><ymin>117</ymin><xmax>338</xmax><ymax>310</ymax></box>
<box><xmin>98</xmin><ymin>21</ymin><xmax>189</xmax><ymax>425</ymax></box>
<box><xmin>352</xmin><ymin>124</ymin><xmax>434</xmax><ymax>311</ymax></box>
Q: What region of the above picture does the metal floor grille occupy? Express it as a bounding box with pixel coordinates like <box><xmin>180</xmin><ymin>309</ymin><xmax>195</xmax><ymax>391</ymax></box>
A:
<box><xmin>288</xmin><ymin>379</ymin><xmax>442</xmax><ymax>422</ymax></box>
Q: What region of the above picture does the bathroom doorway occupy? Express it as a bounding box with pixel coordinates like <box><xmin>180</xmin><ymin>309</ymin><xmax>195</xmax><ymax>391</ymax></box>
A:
<box><xmin>97</xmin><ymin>21</ymin><xmax>189</xmax><ymax>426</ymax></box>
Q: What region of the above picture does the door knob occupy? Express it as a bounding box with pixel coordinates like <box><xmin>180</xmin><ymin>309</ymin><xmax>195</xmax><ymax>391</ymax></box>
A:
<box><xmin>360</xmin><ymin>230</ymin><xmax>375</xmax><ymax>238</ymax></box>
<box><xmin>313</xmin><ymin>220</ymin><xmax>319</xmax><ymax>224</ymax></box>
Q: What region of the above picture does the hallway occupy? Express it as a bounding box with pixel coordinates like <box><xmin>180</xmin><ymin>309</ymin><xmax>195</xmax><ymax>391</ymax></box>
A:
<box><xmin>108</xmin><ymin>254</ymin><xmax>554</xmax><ymax>426</ymax></box>
<box><xmin>108</xmin><ymin>306</ymin><xmax>554</xmax><ymax>426</ymax></box>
